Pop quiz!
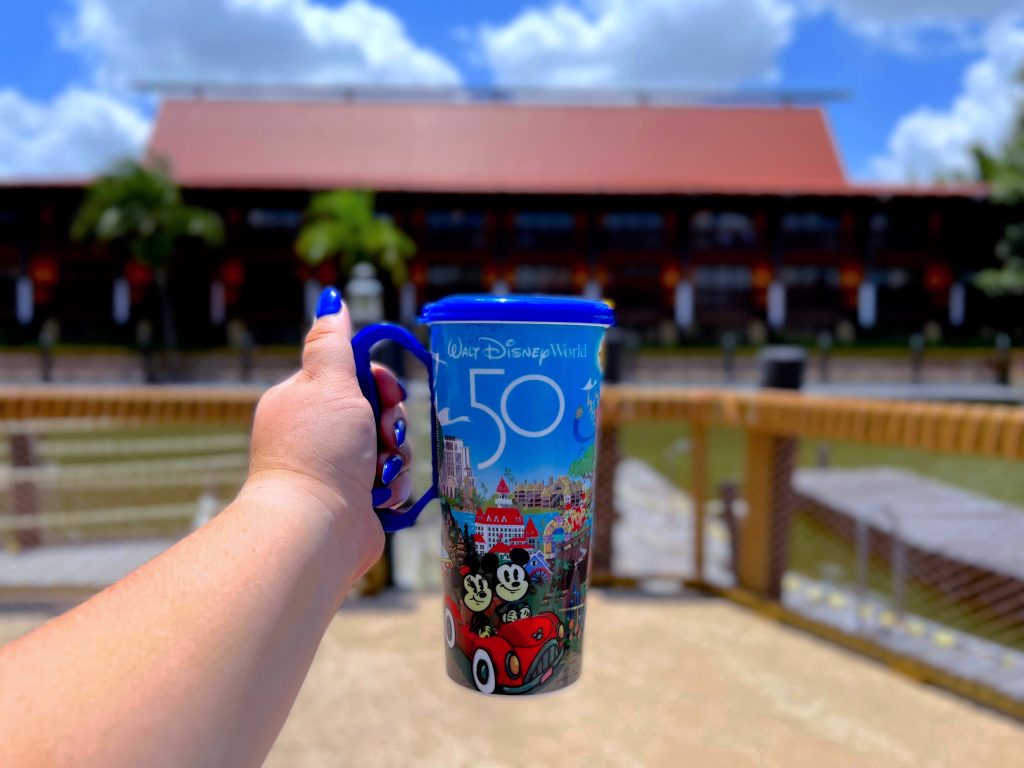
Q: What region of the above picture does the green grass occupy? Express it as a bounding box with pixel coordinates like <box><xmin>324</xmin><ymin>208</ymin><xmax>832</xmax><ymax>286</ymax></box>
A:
<box><xmin>618</xmin><ymin>420</ymin><xmax>1024</xmax><ymax>504</ymax></box>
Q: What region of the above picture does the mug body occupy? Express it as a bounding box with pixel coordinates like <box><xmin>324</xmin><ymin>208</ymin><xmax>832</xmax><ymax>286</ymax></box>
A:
<box><xmin>422</xmin><ymin>296</ymin><xmax>612</xmax><ymax>695</ymax></box>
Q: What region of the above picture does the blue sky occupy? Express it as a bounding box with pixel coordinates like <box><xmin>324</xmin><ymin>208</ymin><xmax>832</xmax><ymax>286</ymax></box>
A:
<box><xmin>2</xmin><ymin>0</ymin><xmax>1024</xmax><ymax>181</ymax></box>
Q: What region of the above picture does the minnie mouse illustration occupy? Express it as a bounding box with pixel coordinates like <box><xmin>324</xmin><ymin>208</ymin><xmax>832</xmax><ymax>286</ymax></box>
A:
<box><xmin>458</xmin><ymin>553</ymin><xmax>495</xmax><ymax>637</ymax></box>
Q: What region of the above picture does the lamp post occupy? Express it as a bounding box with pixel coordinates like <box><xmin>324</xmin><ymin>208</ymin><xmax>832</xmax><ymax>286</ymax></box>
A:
<box><xmin>345</xmin><ymin>261</ymin><xmax>405</xmax><ymax>402</ymax></box>
<box><xmin>345</xmin><ymin>262</ymin><xmax>385</xmax><ymax>330</ymax></box>
<box><xmin>909</xmin><ymin>332</ymin><xmax>925</xmax><ymax>384</ymax></box>
<box><xmin>816</xmin><ymin>330</ymin><xmax>833</xmax><ymax>383</ymax></box>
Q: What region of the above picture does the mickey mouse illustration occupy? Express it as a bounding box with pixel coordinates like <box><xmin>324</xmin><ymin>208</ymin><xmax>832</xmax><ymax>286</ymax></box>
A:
<box><xmin>483</xmin><ymin>548</ymin><xmax>533</xmax><ymax>624</ymax></box>
<box><xmin>459</xmin><ymin>554</ymin><xmax>495</xmax><ymax>638</ymax></box>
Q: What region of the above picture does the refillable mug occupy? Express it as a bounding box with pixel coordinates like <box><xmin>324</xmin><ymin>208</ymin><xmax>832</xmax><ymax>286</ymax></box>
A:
<box><xmin>351</xmin><ymin>295</ymin><xmax>614</xmax><ymax>695</ymax></box>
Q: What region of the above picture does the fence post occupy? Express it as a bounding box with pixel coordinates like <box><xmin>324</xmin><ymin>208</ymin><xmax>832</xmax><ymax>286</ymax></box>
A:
<box><xmin>737</xmin><ymin>347</ymin><xmax>805</xmax><ymax>599</ymax></box>
<box><xmin>9</xmin><ymin>432</ymin><xmax>42</xmax><ymax>550</ymax></box>
<box><xmin>592</xmin><ymin>408</ymin><xmax>620</xmax><ymax>581</ymax></box>
<box><xmin>691</xmin><ymin>423</ymin><xmax>708</xmax><ymax>583</ymax></box>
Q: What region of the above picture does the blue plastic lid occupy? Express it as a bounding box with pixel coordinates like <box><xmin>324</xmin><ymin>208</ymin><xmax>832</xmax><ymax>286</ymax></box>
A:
<box><xmin>419</xmin><ymin>294</ymin><xmax>615</xmax><ymax>326</ymax></box>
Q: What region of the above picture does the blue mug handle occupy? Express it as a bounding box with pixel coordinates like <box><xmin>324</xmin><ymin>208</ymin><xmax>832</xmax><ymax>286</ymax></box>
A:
<box><xmin>351</xmin><ymin>323</ymin><xmax>438</xmax><ymax>533</ymax></box>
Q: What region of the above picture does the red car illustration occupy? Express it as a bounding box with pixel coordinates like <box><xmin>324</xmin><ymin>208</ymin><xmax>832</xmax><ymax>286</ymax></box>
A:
<box><xmin>444</xmin><ymin>596</ymin><xmax>565</xmax><ymax>694</ymax></box>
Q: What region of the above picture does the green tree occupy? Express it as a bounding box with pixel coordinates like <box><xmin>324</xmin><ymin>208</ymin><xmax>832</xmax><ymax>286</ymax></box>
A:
<box><xmin>71</xmin><ymin>159</ymin><xmax>224</xmax><ymax>351</ymax></box>
<box><xmin>295</xmin><ymin>190</ymin><xmax>416</xmax><ymax>286</ymax></box>
<box><xmin>568</xmin><ymin>443</ymin><xmax>595</xmax><ymax>479</ymax></box>
<box><xmin>973</xmin><ymin>124</ymin><xmax>1024</xmax><ymax>296</ymax></box>
<box><xmin>502</xmin><ymin>467</ymin><xmax>517</xmax><ymax>489</ymax></box>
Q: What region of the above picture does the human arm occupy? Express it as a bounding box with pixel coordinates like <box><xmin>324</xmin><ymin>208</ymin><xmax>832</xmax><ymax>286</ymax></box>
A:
<box><xmin>0</xmin><ymin>291</ymin><xmax>410</xmax><ymax>768</ymax></box>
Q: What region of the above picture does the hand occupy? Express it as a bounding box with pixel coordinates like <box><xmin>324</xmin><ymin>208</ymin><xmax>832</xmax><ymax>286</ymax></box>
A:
<box><xmin>246</xmin><ymin>287</ymin><xmax>413</xmax><ymax>568</ymax></box>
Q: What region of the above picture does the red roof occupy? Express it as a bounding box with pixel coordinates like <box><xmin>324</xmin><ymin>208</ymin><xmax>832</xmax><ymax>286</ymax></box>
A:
<box><xmin>496</xmin><ymin>478</ymin><xmax>510</xmax><ymax>494</ymax></box>
<box><xmin>472</xmin><ymin>533</ymin><xmax>484</xmax><ymax>543</ymax></box>
<box><xmin>489</xmin><ymin>542</ymin><xmax>511</xmax><ymax>555</ymax></box>
<box><xmin>149</xmin><ymin>99</ymin><xmax>851</xmax><ymax>194</ymax></box>
<box><xmin>524</xmin><ymin>519</ymin><xmax>539</xmax><ymax>537</ymax></box>
<box><xmin>475</xmin><ymin>507</ymin><xmax>524</xmax><ymax>526</ymax></box>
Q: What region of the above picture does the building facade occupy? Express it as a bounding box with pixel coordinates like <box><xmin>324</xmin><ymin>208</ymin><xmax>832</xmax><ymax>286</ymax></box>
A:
<box><xmin>440</xmin><ymin>436</ymin><xmax>475</xmax><ymax>505</ymax></box>
<box><xmin>0</xmin><ymin>97</ymin><xmax>1010</xmax><ymax>347</ymax></box>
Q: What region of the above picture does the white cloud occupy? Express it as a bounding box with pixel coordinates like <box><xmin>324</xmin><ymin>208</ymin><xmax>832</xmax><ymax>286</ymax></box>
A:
<box><xmin>60</xmin><ymin>0</ymin><xmax>461</xmax><ymax>87</ymax></box>
<box><xmin>803</xmin><ymin>0</ymin><xmax>1023</xmax><ymax>53</ymax></box>
<box><xmin>479</xmin><ymin>0</ymin><xmax>796</xmax><ymax>89</ymax></box>
<box><xmin>0</xmin><ymin>87</ymin><xmax>150</xmax><ymax>177</ymax></box>
<box><xmin>869</xmin><ymin>19</ymin><xmax>1024</xmax><ymax>182</ymax></box>
<box><xmin>0</xmin><ymin>0</ymin><xmax>461</xmax><ymax>178</ymax></box>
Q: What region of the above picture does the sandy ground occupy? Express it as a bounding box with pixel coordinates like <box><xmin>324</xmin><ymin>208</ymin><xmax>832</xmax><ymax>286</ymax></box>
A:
<box><xmin>2</xmin><ymin>591</ymin><xmax>1023</xmax><ymax>767</ymax></box>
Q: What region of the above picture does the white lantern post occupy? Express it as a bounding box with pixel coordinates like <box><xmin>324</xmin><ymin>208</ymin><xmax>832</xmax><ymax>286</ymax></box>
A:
<box><xmin>346</xmin><ymin>262</ymin><xmax>385</xmax><ymax>330</ymax></box>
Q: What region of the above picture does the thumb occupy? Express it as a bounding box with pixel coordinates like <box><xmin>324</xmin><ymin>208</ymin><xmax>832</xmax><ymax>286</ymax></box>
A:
<box><xmin>302</xmin><ymin>286</ymin><xmax>356</xmax><ymax>381</ymax></box>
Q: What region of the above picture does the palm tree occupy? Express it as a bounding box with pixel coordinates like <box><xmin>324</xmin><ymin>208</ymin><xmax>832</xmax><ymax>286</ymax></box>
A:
<box><xmin>972</xmin><ymin>100</ymin><xmax>1024</xmax><ymax>296</ymax></box>
<box><xmin>295</xmin><ymin>190</ymin><xmax>415</xmax><ymax>288</ymax></box>
<box><xmin>71</xmin><ymin>159</ymin><xmax>224</xmax><ymax>352</ymax></box>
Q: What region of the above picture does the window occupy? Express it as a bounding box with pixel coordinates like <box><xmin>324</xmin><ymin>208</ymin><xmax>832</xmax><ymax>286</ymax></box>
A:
<box><xmin>426</xmin><ymin>210</ymin><xmax>484</xmax><ymax>231</ymax></box>
<box><xmin>514</xmin><ymin>212</ymin><xmax>576</xmax><ymax>250</ymax></box>
<box><xmin>868</xmin><ymin>212</ymin><xmax>931</xmax><ymax>252</ymax></box>
<box><xmin>602</xmin><ymin>212</ymin><xmax>665</xmax><ymax>250</ymax></box>
<box><xmin>780</xmin><ymin>212</ymin><xmax>841</xmax><ymax>236</ymax></box>
<box><xmin>424</xmin><ymin>210</ymin><xmax>486</xmax><ymax>249</ymax></box>
<box><xmin>780</xmin><ymin>266</ymin><xmax>839</xmax><ymax>289</ymax></box>
<box><xmin>425</xmin><ymin>264</ymin><xmax>483</xmax><ymax>298</ymax></box>
<box><xmin>869</xmin><ymin>267</ymin><xmax>916</xmax><ymax>290</ymax></box>
<box><xmin>513</xmin><ymin>265</ymin><xmax>573</xmax><ymax>293</ymax></box>
<box><xmin>246</xmin><ymin>208</ymin><xmax>302</xmax><ymax>230</ymax></box>
<box><xmin>695</xmin><ymin>265</ymin><xmax>753</xmax><ymax>290</ymax></box>
<box><xmin>691</xmin><ymin>211</ymin><xmax>758</xmax><ymax>250</ymax></box>
<box><xmin>780</xmin><ymin>212</ymin><xmax>842</xmax><ymax>250</ymax></box>
<box><xmin>616</xmin><ymin>263</ymin><xmax>660</xmax><ymax>281</ymax></box>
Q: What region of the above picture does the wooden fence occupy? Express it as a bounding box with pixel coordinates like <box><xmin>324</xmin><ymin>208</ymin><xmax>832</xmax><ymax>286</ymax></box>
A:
<box><xmin>3</xmin><ymin>385</ymin><xmax>1024</xmax><ymax>717</ymax></box>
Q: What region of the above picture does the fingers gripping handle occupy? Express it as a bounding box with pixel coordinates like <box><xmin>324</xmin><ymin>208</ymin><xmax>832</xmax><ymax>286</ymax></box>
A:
<box><xmin>351</xmin><ymin>324</ymin><xmax>438</xmax><ymax>533</ymax></box>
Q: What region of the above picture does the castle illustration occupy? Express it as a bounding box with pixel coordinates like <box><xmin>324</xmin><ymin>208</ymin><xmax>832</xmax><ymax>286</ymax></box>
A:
<box><xmin>472</xmin><ymin>478</ymin><xmax>540</xmax><ymax>554</ymax></box>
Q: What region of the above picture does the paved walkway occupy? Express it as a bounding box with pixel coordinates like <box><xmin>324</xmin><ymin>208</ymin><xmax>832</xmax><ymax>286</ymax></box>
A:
<box><xmin>612</xmin><ymin>457</ymin><xmax>734</xmax><ymax>586</ymax></box>
<box><xmin>4</xmin><ymin>591</ymin><xmax>1021</xmax><ymax>767</ymax></box>
<box><xmin>0</xmin><ymin>539</ymin><xmax>177</xmax><ymax>600</ymax></box>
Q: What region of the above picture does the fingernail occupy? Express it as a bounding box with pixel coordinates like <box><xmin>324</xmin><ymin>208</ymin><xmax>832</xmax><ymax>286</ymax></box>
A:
<box><xmin>381</xmin><ymin>455</ymin><xmax>404</xmax><ymax>486</ymax></box>
<box><xmin>371</xmin><ymin>487</ymin><xmax>391</xmax><ymax>507</ymax></box>
<box><xmin>315</xmin><ymin>286</ymin><xmax>343</xmax><ymax>318</ymax></box>
<box><xmin>397</xmin><ymin>379</ymin><xmax>408</xmax><ymax>401</ymax></box>
<box><xmin>394</xmin><ymin>418</ymin><xmax>407</xmax><ymax>447</ymax></box>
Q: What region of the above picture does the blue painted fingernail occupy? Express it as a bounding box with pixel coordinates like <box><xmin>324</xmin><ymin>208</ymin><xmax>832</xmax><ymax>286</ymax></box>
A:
<box><xmin>397</xmin><ymin>379</ymin><xmax>408</xmax><ymax>401</ymax></box>
<box><xmin>381</xmin><ymin>455</ymin><xmax>404</xmax><ymax>486</ymax></box>
<box><xmin>394</xmin><ymin>419</ymin><xmax>406</xmax><ymax>447</ymax></box>
<box><xmin>371</xmin><ymin>487</ymin><xmax>391</xmax><ymax>507</ymax></box>
<box><xmin>315</xmin><ymin>286</ymin><xmax>343</xmax><ymax>318</ymax></box>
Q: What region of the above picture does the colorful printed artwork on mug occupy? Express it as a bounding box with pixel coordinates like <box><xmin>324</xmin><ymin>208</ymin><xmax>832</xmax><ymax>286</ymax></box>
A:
<box><xmin>434</xmin><ymin>322</ymin><xmax>604</xmax><ymax>694</ymax></box>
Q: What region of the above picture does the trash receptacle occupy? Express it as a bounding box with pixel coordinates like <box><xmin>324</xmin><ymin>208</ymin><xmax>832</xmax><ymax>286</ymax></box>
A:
<box><xmin>758</xmin><ymin>346</ymin><xmax>806</xmax><ymax>391</ymax></box>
